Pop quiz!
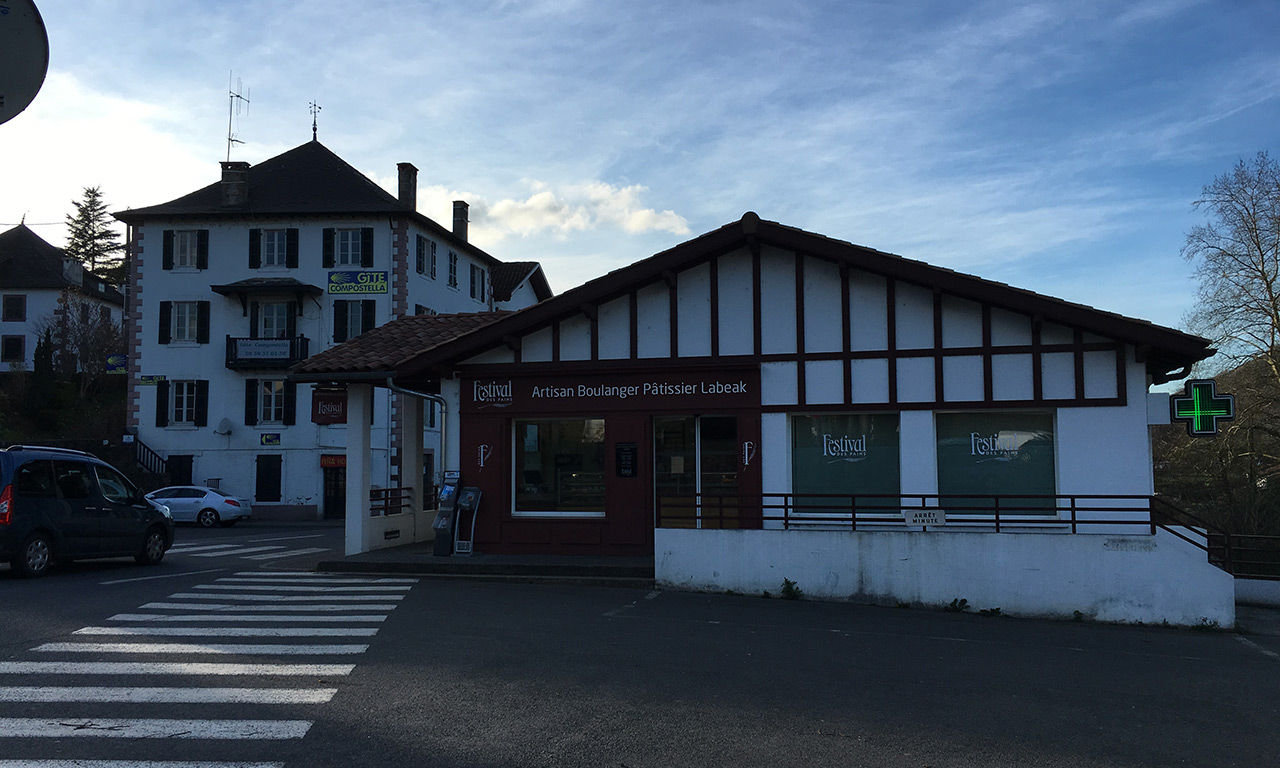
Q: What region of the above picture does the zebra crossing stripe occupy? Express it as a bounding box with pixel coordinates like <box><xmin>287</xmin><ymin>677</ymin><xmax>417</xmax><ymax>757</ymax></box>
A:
<box><xmin>0</xmin><ymin>662</ymin><xmax>354</xmax><ymax>676</ymax></box>
<box><xmin>166</xmin><ymin>592</ymin><xmax>403</xmax><ymax>602</ymax></box>
<box><xmin>191</xmin><ymin>547</ymin><xmax>287</xmax><ymax>558</ymax></box>
<box><xmin>34</xmin><ymin>643</ymin><xmax>369</xmax><ymax>655</ymax></box>
<box><xmin>73</xmin><ymin>626</ymin><xmax>378</xmax><ymax>637</ymax></box>
<box><xmin>0</xmin><ymin>686</ymin><xmax>337</xmax><ymax>704</ymax></box>
<box><xmin>218</xmin><ymin>576</ymin><xmax>418</xmax><ymax>584</ymax></box>
<box><xmin>0</xmin><ymin>761</ymin><xmax>284</xmax><ymax>767</ymax></box>
<box><xmin>138</xmin><ymin>602</ymin><xmax>398</xmax><ymax>612</ymax></box>
<box><xmin>194</xmin><ymin>584</ymin><xmax>409</xmax><ymax>592</ymax></box>
<box><xmin>165</xmin><ymin>544</ymin><xmax>242</xmax><ymax>554</ymax></box>
<box><xmin>108</xmin><ymin>613</ymin><xmax>387</xmax><ymax>623</ymax></box>
<box><xmin>0</xmin><ymin>718</ymin><xmax>312</xmax><ymax>739</ymax></box>
<box><xmin>249</xmin><ymin>534</ymin><xmax>325</xmax><ymax>542</ymax></box>
<box><xmin>243</xmin><ymin>548</ymin><xmax>331</xmax><ymax>560</ymax></box>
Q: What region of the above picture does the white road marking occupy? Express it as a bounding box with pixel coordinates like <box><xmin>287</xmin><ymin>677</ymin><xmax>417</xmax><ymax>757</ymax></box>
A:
<box><xmin>243</xmin><ymin>548</ymin><xmax>331</xmax><ymax>560</ymax></box>
<box><xmin>99</xmin><ymin>569</ymin><xmax>225</xmax><ymax>586</ymax></box>
<box><xmin>247</xmin><ymin>534</ymin><xmax>326</xmax><ymax>543</ymax></box>
<box><xmin>191</xmin><ymin>546</ymin><xmax>286</xmax><ymax>558</ymax></box>
<box><xmin>0</xmin><ymin>687</ymin><xmax>337</xmax><ymax>704</ymax></box>
<box><xmin>166</xmin><ymin>545</ymin><xmax>242</xmax><ymax>554</ymax></box>
<box><xmin>73</xmin><ymin>626</ymin><xmax>378</xmax><ymax>638</ymax></box>
<box><xmin>194</xmin><ymin>584</ymin><xmax>410</xmax><ymax>592</ymax></box>
<box><xmin>0</xmin><ymin>662</ymin><xmax>354</xmax><ymax>676</ymax></box>
<box><xmin>139</xmin><ymin>602</ymin><xmax>397</xmax><ymax>612</ymax></box>
<box><xmin>108</xmin><ymin>613</ymin><xmax>387</xmax><ymax>623</ymax></box>
<box><xmin>34</xmin><ymin>642</ymin><xmax>369</xmax><ymax>655</ymax></box>
<box><xmin>0</xmin><ymin>718</ymin><xmax>312</xmax><ymax>739</ymax></box>
<box><xmin>1235</xmin><ymin>634</ymin><xmax>1280</xmax><ymax>660</ymax></box>
<box><xmin>216</xmin><ymin>576</ymin><xmax>417</xmax><ymax>584</ymax></box>
<box><xmin>166</xmin><ymin>592</ymin><xmax>403</xmax><ymax>602</ymax></box>
<box><xmin>0</xmin><ymin>761</ymin><xmax>284</xmax><ymax>767</ymax></box>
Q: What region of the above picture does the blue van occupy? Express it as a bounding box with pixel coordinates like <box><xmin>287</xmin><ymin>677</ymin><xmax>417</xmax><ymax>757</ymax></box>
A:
<box><xmin>0</xmin><ymin>445</ymin><xmax>175</xmax><ymax>577</ymax></box>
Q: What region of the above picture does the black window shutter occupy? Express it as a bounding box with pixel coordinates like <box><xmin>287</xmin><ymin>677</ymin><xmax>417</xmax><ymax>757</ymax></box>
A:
<box><xmin>334</xmin><ymin>301</ymin><xmax>349</xmax><ymax>343</ymax></box>
<box><xmin>249</xmin><ymin>302</ymin><xmax>260</xmax><ymax>339</ymax></box>
<box><xmin>286</xmin><ymin>303</ymin><xmax>298</xmax><ymax>338</ymax></box>
<box><xmin>245</xmin><ymin>379</ymin><xmax>258</xmax><ymax>426</ymax></box>
<box><xmin>194</xmin><ymin>380</ymin><xmax>209</xmax><ymax>427</ymax></box>
<box><xmin>155</xmin><ymin>380</ymin><xmax>169</xmax><ymax>427</ymax></box>
<box><xmin>322</xmin><ymin>228</ymin><xmax>335</xmax><ymax>268</ymax></box>
<box><xmin>196</xmin><ymin>230</ymin><xmax>210</xmax><ymax>270</ymax></box>
<box><xmin>196</xmin><ymin>302</ymin><xmax>210</xmax><ymax>344</ymax></box>
<box><xmin>162</xmin><ymin>231</ymin><xmax>174</xmax><ymax>270</ymax></box>
<box><xmin>361</xmin><ymin>300</ymin><xmax>376</xmax><ymax>335</ymax></box>
<box><xmin>286</xmin><ymin>229</ymin><xmax>299</xmax><ymax>268</ymax></box>
<box><xmin>283</xmin><ymin>382</ymin><xmax>297</xmax><ymax>426</ymax></box>
<box><xmin>360</xmin><ymin>228</ymin><xmax>374</xmax><ymax>267</ymax></box>
<box><xmin>249</xmin><ymin>229</ymin><xmax>261</xmax><ymax>268</ymax></box>
<box><xmin>158</xmin><ymin>302</ymin><xmax>172</xmax><ymax>344</ymax></box>
<box><xmin>416</xmin><ymin>236</ymin><xmax>424</xmax><ymax>274</ymax></box>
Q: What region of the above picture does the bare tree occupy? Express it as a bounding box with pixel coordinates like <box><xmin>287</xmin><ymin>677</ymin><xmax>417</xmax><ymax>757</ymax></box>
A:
<box><xmin>1183</xmin><ymin>151</ymin><xmax>1280</xmax><ymax>382</ymax></box>
<box><xmin>35</xmin><ymin>290</ymin><xmax>124</xmax><ymax>397</ymax></box>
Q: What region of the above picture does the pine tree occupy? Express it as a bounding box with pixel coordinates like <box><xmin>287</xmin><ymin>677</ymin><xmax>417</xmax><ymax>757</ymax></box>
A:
<box><xmin>64</xmin><ymin>186</ymin><xmax>125</xmax><ymax>284</ymax></box>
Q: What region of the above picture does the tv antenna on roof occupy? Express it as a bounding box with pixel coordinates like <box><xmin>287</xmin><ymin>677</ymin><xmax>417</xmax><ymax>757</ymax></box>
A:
<box><xmin>226</xmin><ymin>72</ymin><xmax>250</xmax><ymax>161</ymax></box>
<box><xmin>309</xmin><ymin>100</ymin><xmax>321</xmax><ymax>141</ymax></box>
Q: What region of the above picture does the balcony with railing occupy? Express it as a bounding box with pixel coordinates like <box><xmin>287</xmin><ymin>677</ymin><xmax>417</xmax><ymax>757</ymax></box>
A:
<box><xmin>225</xmin><ymin>335</ymin><xmax>310</xmax><ymax>370</ymax></box>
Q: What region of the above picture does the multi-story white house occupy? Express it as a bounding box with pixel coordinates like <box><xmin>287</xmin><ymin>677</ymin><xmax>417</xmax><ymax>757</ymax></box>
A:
<box><xmin>115</xmin><ymin>140</ymin><xmax>551</xmax><ymax>521</ymax></box>
<box><xmin>0</xmin><ymin>223</ymin><xmax>124</xmax><ymax>371</ymax></box>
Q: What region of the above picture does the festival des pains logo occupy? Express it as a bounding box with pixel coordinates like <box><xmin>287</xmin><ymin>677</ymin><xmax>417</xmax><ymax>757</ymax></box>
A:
<box><xmin>969</xmin><ymin>431</ymin><xmax>1029</xmax><ymax>462</ymax></box>
<box><xmin>822</xmin><ymin>433</ymin><xmax>869</xmax><ymax>463</ymax></box>
<box><xmin>472</xmin><ymin>380</ymin><xmax>513</xmax><ymax>408</ymax></box>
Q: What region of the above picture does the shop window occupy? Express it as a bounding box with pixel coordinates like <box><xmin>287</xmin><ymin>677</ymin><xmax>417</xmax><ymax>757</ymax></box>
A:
<box><xmin>513</xmin><ymin>418</ymin><xmax>606</xmax><ymax>517</ymax></box>
<box><xmin>791</xmin><ymin>414</ymin><xmax>900</xmax><ymax>520</ymax></box>
<box><xmin>935</xmin><ymin>412</ymin><xmax>1056</xmax><ymax>513</ymax></box>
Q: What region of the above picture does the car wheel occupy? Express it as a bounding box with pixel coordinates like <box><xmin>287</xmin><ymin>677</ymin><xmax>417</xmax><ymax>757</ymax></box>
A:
<box><xmin>196</xmin><ymin>508</ymin><xmax>221</xmax><ymax>528</ymax></box>
<box><xmin>135</xmin><ymin>527</ymin><xmax>167</xmax><ymax>565</ymax></box>
<box><xmin>12</xmin><ymin>532</ymin><xmax>53</xmax><ymax>578</ymax></box>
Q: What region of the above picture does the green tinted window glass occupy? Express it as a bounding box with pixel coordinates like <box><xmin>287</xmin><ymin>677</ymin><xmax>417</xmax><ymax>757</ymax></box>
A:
<box><xmin>936</xmin><ymin>412</ymin><xmax>1055</xmax><ymax>513</ymax></box>
<box><xmin>792</xmin><ymin>414</ymin><xmax>901</xmax><ymax>501</ymax></box>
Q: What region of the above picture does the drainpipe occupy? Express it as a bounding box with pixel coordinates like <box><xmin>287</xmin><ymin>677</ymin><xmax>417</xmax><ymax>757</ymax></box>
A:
<box><xmin>385</xmin><ymin>378</ymin><xmax>449</xmax><ymax>506</ymax></box>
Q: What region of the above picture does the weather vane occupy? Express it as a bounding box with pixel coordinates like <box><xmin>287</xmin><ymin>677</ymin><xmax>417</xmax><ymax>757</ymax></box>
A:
<box><xmin>309</xmin><ymin>100</ymin><xmax>321</xmax><ymax>141</ymax></box>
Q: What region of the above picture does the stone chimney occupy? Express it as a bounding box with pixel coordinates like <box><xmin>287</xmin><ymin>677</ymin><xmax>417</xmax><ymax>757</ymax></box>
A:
<box><xmin>453</xmin><ymin>200</ymin><xmax>469</xmax><ymax>242</ymax></box>
<box><xmin>220</xmin><ymin>161</ymin><xmax>250</xmax><ymax>209</ymax></box>
<box><xmin>397</xmin><ymin>162</ymin><xmax>418</xmax><ymax>210</ymax></box>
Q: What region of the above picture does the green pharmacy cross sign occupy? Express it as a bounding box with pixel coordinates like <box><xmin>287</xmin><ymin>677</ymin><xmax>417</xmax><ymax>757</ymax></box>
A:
<box><xmin>1170</xmin><ymin>379</ymin><xmax>1235</xmax><ymax>437</ymax></box>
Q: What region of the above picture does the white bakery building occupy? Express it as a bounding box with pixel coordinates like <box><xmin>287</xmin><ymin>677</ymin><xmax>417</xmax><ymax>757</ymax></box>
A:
<box><xmin>294</xmin><ymin>212</ymin><xmax>1236</xmax><ymax>625</ymax></box>
<box><xmin>114</xmin><ymin>140</ymin><xmax>550</xmax><ymax>520</ymax></box>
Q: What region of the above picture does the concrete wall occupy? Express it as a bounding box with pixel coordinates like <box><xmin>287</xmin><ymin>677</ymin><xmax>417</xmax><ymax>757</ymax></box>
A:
<box><xmin>1236</xmin><ymin>578</ymin><xmax>1280</xmax><ymax>607</ymax></box>
<box><xmin>656</xmin><ymin>527</ymin><xmax>1235</xmax><ymax>627</ymax></box>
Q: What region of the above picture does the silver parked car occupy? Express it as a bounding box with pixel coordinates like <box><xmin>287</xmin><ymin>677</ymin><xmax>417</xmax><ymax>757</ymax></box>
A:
<box><xmin>145</xmin><ymin>486</ymin><xmax>252</xmax><ymax>528</ymax></box>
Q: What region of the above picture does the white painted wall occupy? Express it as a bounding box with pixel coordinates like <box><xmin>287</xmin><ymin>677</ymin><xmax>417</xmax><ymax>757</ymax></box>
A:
<box><xmin>656</xmin><ymin>527</ymin><xmax>1235</xmax><ymax>626</ymax></box>
<box><xmin>717</xmin><ymin>250</ymin><xmax>754</xmax><ymax>356</ymax></box>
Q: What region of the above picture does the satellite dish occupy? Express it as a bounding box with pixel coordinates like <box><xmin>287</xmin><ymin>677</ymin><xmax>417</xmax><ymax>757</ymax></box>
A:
<box><xmin>214</xmin><ymin>417</ymin><xmax>234</xmax><ymax>436</ymax></box>
<box><xmin>0</xmin><ymin>0</ymin><xmax>50</xmax><ymax>126</ymax></box>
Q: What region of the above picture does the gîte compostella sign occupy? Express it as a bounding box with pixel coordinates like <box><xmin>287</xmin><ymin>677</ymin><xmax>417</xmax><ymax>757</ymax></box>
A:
<box><xmin>327</xmin><ymin>271</ymin><xmax>388</xmax><ymax>294</ymax></box>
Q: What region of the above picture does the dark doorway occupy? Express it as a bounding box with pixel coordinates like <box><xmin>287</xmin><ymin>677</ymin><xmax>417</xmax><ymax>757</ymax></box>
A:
<box><xmin>167</xmin><ymin>454</ymin><xmax>193</xmax><ymax>486</ymax></box>
<box><xmin>255</xmin><ymin>454</ymin><xmax>282</xmax><ymax>502</ymax></box>
<box><xmin>323</xmin><ymin>466</ymin><xmax>346</xmax><ymax>519</ymax></box>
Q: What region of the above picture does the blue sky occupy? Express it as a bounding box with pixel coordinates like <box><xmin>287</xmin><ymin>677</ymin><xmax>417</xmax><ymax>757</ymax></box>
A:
<box><xmin>3</xmin><ymin>0</ymin><xmax>1278</xmax><ymax>336</ymax></box>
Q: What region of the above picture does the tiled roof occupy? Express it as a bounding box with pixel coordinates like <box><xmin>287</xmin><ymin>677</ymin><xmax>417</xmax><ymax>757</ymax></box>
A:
<box><xmin>489</xmin><ymin>261</ymin><xmax>550</xmax><ymax>302</ymax></box>
<box><xmin>290</xmin><ymin>312</ymin><xmax>508</xmax><ymax>379</ymax></box>
<box><xmin>115</xmin><ymin>141</ymin><xmax>400</xmax><ymax>220</ymax></box>
<box><xmin>0</xmin><ymin>224</ymin><xmax>124</xmax><ymax>304</ymax></box>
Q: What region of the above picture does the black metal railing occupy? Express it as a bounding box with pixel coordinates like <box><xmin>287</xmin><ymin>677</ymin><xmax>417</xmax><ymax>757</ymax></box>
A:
<box><xmin>224</xmin><ymin>335</ymin><xmax>310</xmax><ymax>369</ymax></box>
<box><xmin>130</xmin><ymin>434</ymin><xmax>168</xmax><ymax>476</ymax></box>
<box><xmin>370</xmin><ymin>487</ymin><xmax>413</xmax><ymax>517</ymax></box>
<box><xmin>655</xmin><ymin>492</ymin><xmax>1275</xmax><ymax>578</ymax></box>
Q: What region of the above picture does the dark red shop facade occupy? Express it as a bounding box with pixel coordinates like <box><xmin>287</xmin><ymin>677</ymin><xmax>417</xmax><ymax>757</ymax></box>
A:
<box><xmin>457</xmin><ymin>364</ymin><xmax>762</xmax><ymax>555</ymax></box>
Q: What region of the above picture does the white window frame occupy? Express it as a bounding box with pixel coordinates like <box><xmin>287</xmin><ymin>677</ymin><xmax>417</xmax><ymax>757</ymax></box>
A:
<box><xmin>260</xmin><ymin>302</ymin><xmax>290</xmax><ymax>339</ymax></box>
<box><xmin>262</xmin><ymin>229</ymin><xmax>288</xmax><ymax>267</ymax></box>
<box><xmin>341</xmin><ymin>300</ymin><xmax>366</xmax><ymax>340</ymax></box>
<box><xmin>336</xmin><ymin>229</ymin><xmax>362</xmax><ymax>266</ymax></box>
<box><xmin>173</xmin><ymin>230</ymin><xmax>199</xmax><ymax>269</ymax></box>
<box><xmin>172</xmin><ymin>301</ymin><xmax>200</xmax><ymax>343</ymax></box>
<box><xmin>429</xmin><ymin>241</ymin><xmax>437</xmax><ymax>279</ymax></box>
<box><xmin>258</xmin><ymin>380</ymin><xmax>286</xmax><ymax>424</ymax></box>
<box><xmin>172</xmin><ymin>380</ymin><xmax>199</xmax><ymax>425</ymax></box>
